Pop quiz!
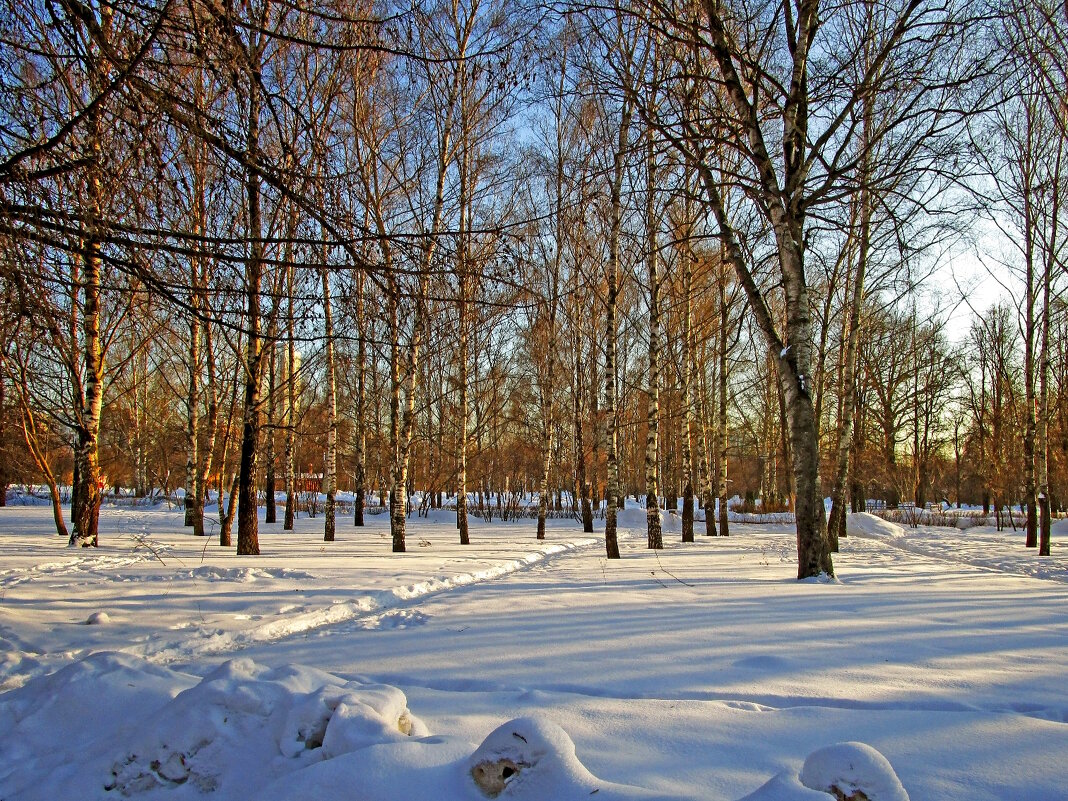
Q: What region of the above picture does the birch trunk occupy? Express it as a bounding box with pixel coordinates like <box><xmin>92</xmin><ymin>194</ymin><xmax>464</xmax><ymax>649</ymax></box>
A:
<box><xmin>456</xmin><ymin>150</ymin><xmax>471</xmax><ymax>545</ymax></box>
<box><xmin>284</xmin><ymin>261</ymin><xmax>296</xmax><ymax>530</ymax></box>
<box><xmin>236</xmin><ymin>39</ymin><xmax>265</xmax><ymax>556</ymax></box>
<box><xmin>218</xmin><ymin>357</ymin><xmax>241</xmax><ymax>547</ymax></box>
<box><xmin>194</xmin><ymin>310</ymin><xmax>217</xmax><ymax>538</ymax></box>
<box><xmin>716</xmin><ymin>268</ymin><xmax>729</xmax><ymax>538</ymax></box>
<box><xmin>696</xmin><ymin>165</ymin><xmax>831</xmax><ymax>575</ymax></box>
<box><xmin>644</xmin><ymin>131</ymin><xmax>663</xmax><ymax>551</ymax></box>
<box><xmin>457</xmin><ymin>286</ymin><xmax>470</xmax><ymax>544</ymax></box>
<box><xmin>1038</xmin><ymin>138</ymin><xmax>1061</xmax><ymax>556</ymax></box>
<box><xmin>390</xmin><ymin>47</ymin><xmax>461</xmax><ymax>552</ymax></box>
<box><xmin>1024</xmin><ymin>190</ymin><xmax>1038</xmax><ymax>548</ymax></box>
<box><xmin>391</xmin><ymin>290</ymin><xmax>428</xmax><ymax>553</ymax></box>
<box><xmin>70</xmin><ymin>148</ymin><xmax>104</xmax><ymax>549</ymax></box>
<box><xmin>185</xmin><ymin>282</ymin><xmax>200</xmax><ymax>528</ymax></box>
<box><xmin>322</xmin><ymin>262</ymin><xmax>338</xmax><ymax>542</ymax></box>
<box><xmin>69</xmin><ymin>11</ymin><xmax>107</xmax><ymax>548</ymax></box>
<box><xmin>354</xmin><ymin>268</ymin><xmax>367</xmax><ymax>527</ymax></box>
<box><xmin>695</xmin><ymin>345</ymin><xmax>716</xmax><ymax>537</ymax></box>
<box><xmin>537</xmin><ymin>215</ymin><xmax>563</xmax><ymax>541</ymax></box>
<box><xmin>264</xmin><ymin>341</ymin><xmax>277</xmax><ymax>524</ymax></box>
<box><xmin>683</xmin><ymin>0</ymin><xmax>831</xmax><ymax>576</ymax></box>
<box><xmin>603</xmin><ymin>97</ymin><xmax>631</xmax><ymax>561</ymax></box>
<box><xmin>388</xmin><ymin>280</ymin><xmax>403</xmax><ymax>550</ymax></box>
<box><xmin>681</xmin><ymin>208</ymin><xmax>695</xmax><ymax>543</ymax></box>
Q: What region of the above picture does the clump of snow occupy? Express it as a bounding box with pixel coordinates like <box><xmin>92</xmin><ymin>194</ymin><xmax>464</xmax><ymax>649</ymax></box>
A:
<box><xmin>800</xmin><ymin>742</ymin><xmax>909</xmax><ymax>800</ymax></box>
<box><xmin>738</xmin><ymin>742</ymin><xmax>908</xmax><ymax>801</ymax></box>
<box><xmin>465</xmin><ymin>716</ymin><xmax>708</xmax><ymax>800</ymax></box>
<box><xmin>846</xmin><ymin>513</ymin><xmax>905</xmax><ymax>539</ymax></box>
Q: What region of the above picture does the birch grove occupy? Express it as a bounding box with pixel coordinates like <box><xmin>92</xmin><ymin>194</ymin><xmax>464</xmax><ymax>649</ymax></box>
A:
<box><xmin>1</xmin><ymin>0</ymin><xmax>1065</xmax><ymax>569</ymax></box>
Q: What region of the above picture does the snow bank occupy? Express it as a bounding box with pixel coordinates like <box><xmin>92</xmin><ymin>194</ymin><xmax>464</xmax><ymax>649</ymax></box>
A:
<box><xmin>268</xmin><ymin>714</ymin><xmax>911</xmax><ymax>801</ymax></box>
<box><xmin>0</xmin><ymin>652</ymin><xmax>910</xmax><ymax>801</ymax></box>
<box><xmin>0</xmin><ymin>653</ymin><xmax>425</xmax><ymax>800</ymax></box>
<box><xmin>847</xmin><ymin>513</ymin><xmax>906</xmax><ymax>539</ymax></box>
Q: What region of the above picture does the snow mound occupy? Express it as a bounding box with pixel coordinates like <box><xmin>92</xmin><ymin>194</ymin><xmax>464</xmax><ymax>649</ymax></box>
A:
<box><xmin>469</xmin><ymin>716</ymin><xmax>614</xmax><ymax>799</ymax></box>
<box><xmin>1</xmin><ymin>651</ymin><xmax>911</xmax><ymax>801</ymax></box>
<box><xmin>105</xmin><ymin>658</ymin><xmax>428</xmax><ymax>796</ymax></box>
<box><xmin>738</xmin><ymin>741</ymin><xmax>908</xmax><ymax>801</ymax></box>
<box><xmin>0</xmin><ymin>640</ymin><xmax>45</xmax><ymax>690</ymax></box>
<box><xmin>847</xmin><ymin>513</ymin><xmax>905</xmax><ymax>539</ymax></box>
<box><xmin>0</xmin><ymin>653</ymin><xmax>426</xmax><ymax>800</ymax></box>
<box><xmin>616</xmin><ymin>506</ymin><xmax>650</xmax><ymax>530</ymax></box>
<box><xmin>0</xmin><ymin>652</ymin><xmax>197</xmax><ymax>798</ymax></box>
<box><xmin>800</xmin><ymin>742</ymin><xmax>909</xmax><ymax>800</ymax></box>
<box><xmin>615</xmin><ymin>506</ymin><xmax>678</xmax><ymax>536</ymax></box>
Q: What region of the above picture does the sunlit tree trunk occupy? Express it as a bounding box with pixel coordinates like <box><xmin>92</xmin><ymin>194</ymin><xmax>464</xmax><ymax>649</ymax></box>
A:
<box><xmin>264</xmin><ymin>341</ymin><xmax>277</xmax><ymax>524</ymax></box>
<box><xmin>185</xmin><ymin>119</ymin><xmax>210</xmax><ymax>533</ymax></box>
<box><xmin>716</xmin><ymin>263</ymin><xmax>729</xmax><ymax>538</ymax></box>
<box><xmin>236</xmin><ymin>33</ymin><xmax>265</xmax><ymax>556</ymax></box>
<box><xmin>604</xmin><ymin>96</ymin><xmax>631</xmax><ymax>561</ymax></box>
<box><xmin>70</xmin><ymin>146</ymin><xmax>104</xmax><ymax>549</ymax></box>
<box><xmin>69</xmin><ymin>7</ymin><xmax>108</xmax><ymax>548</ymax></box>
<box><xmin>283</xmin><ymin>261</ymin><xmax>297</xmax><ymax>530</ymax></box>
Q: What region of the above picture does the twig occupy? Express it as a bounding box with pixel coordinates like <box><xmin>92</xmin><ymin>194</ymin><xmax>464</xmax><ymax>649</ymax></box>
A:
<box><xmin>652</xmin><ymin>550</ymin><xmax>694</xmax><ymax>587</ymax></box>
<box><xmin>130</xmin><ymin>533</ymin><xmax>168</xmax><ymax>566</ymax></box>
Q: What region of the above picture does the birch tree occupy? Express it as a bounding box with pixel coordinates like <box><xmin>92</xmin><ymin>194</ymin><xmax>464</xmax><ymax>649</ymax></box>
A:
<box><xmin>638</xmin><ymin>0</ymin><xmax>981</xmax><ymax>577</ymax></box>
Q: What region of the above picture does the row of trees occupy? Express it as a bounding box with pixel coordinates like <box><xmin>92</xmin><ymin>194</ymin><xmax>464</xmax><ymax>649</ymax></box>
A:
<box><xmin>0</xmin><ymin>0</ymin><xmax>1064</xmax><ymax>574</ymax></box>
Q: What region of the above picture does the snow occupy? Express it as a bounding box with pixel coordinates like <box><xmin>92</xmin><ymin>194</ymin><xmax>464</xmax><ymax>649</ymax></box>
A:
<box><xmin>1</xmin><ymin>502</ymin><xmax>1067</xmax><ymax>800</ymax></box>
<box><xmin>798</xmin><ymin>742</ymin><xmax>909</xmax><ymax>800</ymax></box>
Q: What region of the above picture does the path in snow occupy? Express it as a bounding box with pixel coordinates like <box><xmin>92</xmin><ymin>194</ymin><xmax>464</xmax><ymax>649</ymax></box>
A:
<box><xmin>239</xmin><ymin>522</ymin><xmax>1068</xmax><ymax>726</ymax></box>
<box><xmin>0</xmin><ymin>506</ymin><xmax>604</xmax><ymax>683</ymax></box>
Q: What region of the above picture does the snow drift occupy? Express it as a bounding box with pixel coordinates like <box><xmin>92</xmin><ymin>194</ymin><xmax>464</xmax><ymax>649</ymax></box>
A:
<box><xmin>0</xmin><ymin>652</ymin><xmax>907</xmax><ymax>801</ymax></box>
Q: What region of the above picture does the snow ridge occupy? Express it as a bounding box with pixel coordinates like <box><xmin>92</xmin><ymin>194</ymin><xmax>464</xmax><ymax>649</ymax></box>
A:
<box><xmin>140</xmin><ymin>537</ymin><xmax>597</xmax><ymax>664</ymax></box>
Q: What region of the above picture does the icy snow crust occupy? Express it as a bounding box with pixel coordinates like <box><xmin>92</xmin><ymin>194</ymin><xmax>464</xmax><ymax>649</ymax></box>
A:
<box><xmin>1</xmin><ymin>503</ymin><xmax>1067</xmax><ymax>799</ymax></box>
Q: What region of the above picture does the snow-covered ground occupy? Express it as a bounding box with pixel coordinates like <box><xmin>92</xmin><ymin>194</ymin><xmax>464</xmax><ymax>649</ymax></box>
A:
<box><xmin>1</xmin><ymin>503</ymin><xmax>1066</xmax><ymax>800</ymax></box>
